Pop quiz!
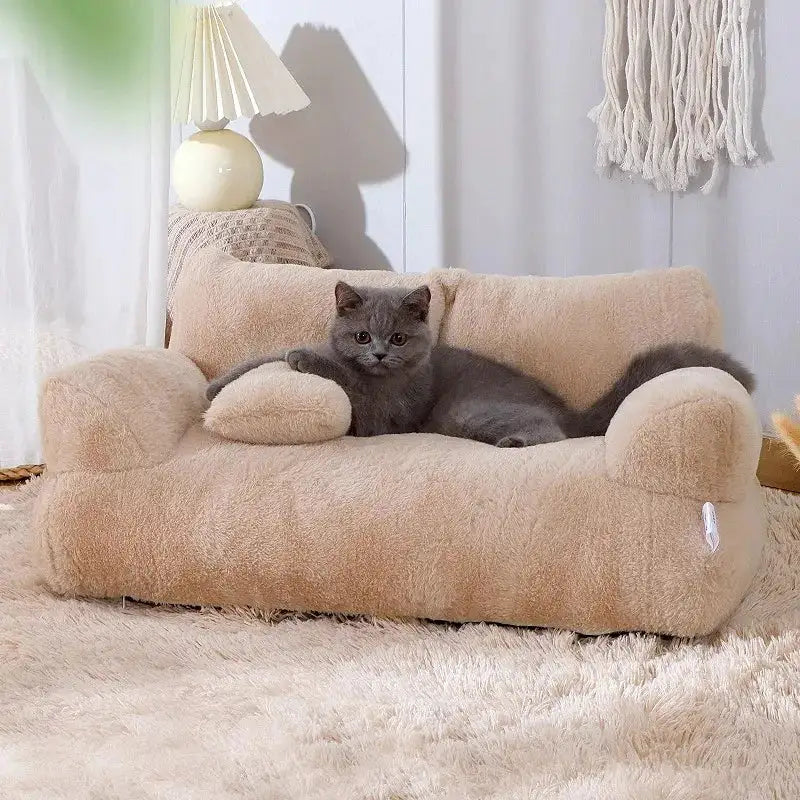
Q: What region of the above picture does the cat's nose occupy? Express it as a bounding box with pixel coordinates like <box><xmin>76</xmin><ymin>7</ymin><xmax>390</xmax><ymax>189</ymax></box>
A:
<box><xmin>374</xmin><ymin>352</ymin><xmax>387</xmax><ymax>361</ymax></box>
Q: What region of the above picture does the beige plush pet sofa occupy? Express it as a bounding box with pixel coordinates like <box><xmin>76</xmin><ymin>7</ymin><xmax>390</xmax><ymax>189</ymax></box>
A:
<box><xmin>33</xmin><ymin>250</ymin><xmax>765</xmax><ymax>636</ymax></box>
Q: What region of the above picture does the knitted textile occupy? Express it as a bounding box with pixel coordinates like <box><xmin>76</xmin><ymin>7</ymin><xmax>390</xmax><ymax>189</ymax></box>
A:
<box><xmin>167</xmin><ymin>201</ymin><xmax>332</xmax><ymax>309</ymax></box>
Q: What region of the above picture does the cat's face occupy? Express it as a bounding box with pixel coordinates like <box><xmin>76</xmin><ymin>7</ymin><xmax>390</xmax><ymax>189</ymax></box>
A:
<box><xmin>329</xmin><ymin>282</ymin><xmax>433</xmax><ymax>376</ymax></box>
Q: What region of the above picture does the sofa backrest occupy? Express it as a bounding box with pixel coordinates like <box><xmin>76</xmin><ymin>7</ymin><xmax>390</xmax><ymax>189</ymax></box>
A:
<box><xmin>171</xmin><ymin>249</ymin><xmax>722</xmax><ymax>407</ymax></box>
<box><xmin>169</xmin><ymin>249</ymin><xmax>449</xmax><ymax>379</ymax></box>
<box><xmin>437</xmin><ymin>267</ymin><xmax>722</xmax><ymax>408</ymax></box>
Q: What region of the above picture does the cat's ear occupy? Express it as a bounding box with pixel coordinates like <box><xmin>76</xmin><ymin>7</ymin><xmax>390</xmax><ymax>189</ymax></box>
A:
<box><xmin>335</xmin><ymin>282</ymin><xmax>364</xmax><ymax>315</ymax></box>
<box><xmin>401</xmin><ymin>285</ymin><xmax>431</xmax><ymax>322</ymax></box>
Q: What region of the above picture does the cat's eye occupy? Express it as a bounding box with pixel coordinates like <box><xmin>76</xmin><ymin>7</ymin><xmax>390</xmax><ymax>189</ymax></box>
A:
<box><xmin>354</xmin><ymin>331</ymin><xmax>371</xmax><ymax>344</ymax></box>
<box><xmin>390</xmin><ymin>332</ymin><xmax>408</xmax><ymax>346</ymax></box>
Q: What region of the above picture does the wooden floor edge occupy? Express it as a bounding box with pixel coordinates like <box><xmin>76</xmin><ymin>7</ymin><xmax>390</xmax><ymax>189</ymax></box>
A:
<box><xmin>758</xmin><ymin>436</ymin><xmax>800</xmax><ymax>494</ymax></box>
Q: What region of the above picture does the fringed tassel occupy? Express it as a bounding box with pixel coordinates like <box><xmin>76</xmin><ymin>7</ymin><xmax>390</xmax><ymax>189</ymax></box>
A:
<box><xmin>588</xmin><ymin>0</ymin><xmax>759</xmax><ymax>192</ymax></box>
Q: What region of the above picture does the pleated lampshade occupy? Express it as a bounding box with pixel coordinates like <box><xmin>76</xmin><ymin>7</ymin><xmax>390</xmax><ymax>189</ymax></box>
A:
<box><xmin>170</xmin><ymin>0</ymin><xmax>310</xmax><ymax>211</ymax></box>
<box><xmin>171</xmin><ymin>0</ymin><xmax>309</xmax><ymax>126</ymax></box>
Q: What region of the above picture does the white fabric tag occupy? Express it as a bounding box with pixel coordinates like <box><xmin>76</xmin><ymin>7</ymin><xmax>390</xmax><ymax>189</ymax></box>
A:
<box><xmin>702</xmin><ymin>502</ymin><xmax>720</xmax><ymax>553</ymax></box>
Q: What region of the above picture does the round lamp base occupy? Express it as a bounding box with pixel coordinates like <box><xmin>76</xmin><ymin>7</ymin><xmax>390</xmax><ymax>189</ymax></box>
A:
<box><xmin>173</xmin><ymin>129</ymin><xmax>264</xmax><ymax>212</ymax></box>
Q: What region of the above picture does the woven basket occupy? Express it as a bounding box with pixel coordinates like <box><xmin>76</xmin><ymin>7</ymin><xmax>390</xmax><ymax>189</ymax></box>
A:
<box><xmin>0</xmin><ymin>464</ymin><xmax>44</xmax><ymax>482</ymax></box>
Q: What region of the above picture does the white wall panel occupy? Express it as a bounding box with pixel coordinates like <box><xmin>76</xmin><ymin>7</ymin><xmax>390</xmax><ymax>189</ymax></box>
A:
<box><xmin>237</xmin><ymin>0</ymin><xmax>795</xmax><ymax>420</ymax></box>
<box><xmin>423</xmin><ymin>0</ymin><xmax>671</xmax><ymax>277</ymax></box>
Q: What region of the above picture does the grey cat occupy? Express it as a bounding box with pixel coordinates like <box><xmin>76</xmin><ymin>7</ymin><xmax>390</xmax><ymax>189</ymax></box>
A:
<box><xmin>206</xmin><ymin>282</ymin><xmax>755</xmax><ymax>447</ymax></box>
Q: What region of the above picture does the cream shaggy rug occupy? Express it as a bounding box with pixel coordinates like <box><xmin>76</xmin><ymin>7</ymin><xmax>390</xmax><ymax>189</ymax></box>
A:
<box><xmin>1</xmin><ymin>480</ymin><xmax>799</xmax><ymax>800</ymax></box>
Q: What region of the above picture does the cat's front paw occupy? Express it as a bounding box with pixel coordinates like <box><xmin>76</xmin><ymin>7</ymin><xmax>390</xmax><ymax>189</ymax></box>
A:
<box><xmin>286</xmin><ymin>348</ymin><xmax>314</xmax><ymax>373</ymax></box>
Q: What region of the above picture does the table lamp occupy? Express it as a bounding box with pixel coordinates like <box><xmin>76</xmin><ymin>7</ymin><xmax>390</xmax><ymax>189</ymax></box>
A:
<box><xmin>171</xmin><ymin>0</ymin><xmax>310</xmax><ymax>211</ymax></box>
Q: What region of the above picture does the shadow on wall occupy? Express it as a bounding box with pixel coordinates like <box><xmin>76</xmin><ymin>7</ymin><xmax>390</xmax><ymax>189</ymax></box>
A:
<box><xmin>439</xmin><ymin>0</ymin><xmax>460</xmax><ymax>271</ymax></box>
<box><xmin>251</xmin><ymin>25</ymin><xmax>406</xmax><ymax>270</ymax></box>
<box><xmin>749</xmin><ymin>0</ymin><xmax>770</xmax><ymax>161</ymax></box>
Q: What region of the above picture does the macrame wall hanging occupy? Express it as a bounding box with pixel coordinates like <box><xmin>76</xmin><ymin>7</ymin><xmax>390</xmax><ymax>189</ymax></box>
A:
<box><xmin>589</xmin><ymin>0</ymin><xmax>759</xmax><ymax>193</ymax></box>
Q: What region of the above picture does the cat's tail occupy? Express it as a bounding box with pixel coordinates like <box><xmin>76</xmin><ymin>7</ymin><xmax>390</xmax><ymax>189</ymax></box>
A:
<box><xmin>576</xmin><ymin>343</ymin><xmax>755</xmax><ymax>436</ymax></box>
<box><xmin>205</xmin><ymin>354</ymin><xmax>284</xmax><ymax>401</ymax></box>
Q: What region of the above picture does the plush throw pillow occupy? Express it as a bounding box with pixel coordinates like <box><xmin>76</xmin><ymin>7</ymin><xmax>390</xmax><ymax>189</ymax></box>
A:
<box><xmin>203</xmin><ymin>362</ymin><xmax>351</xmax><ymax>445</ymax></box>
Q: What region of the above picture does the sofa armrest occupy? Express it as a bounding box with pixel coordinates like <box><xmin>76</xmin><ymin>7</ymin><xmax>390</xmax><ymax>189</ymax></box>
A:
<box><xmin>40</xmin><ymin>348</ymin><xmax>208</xmax><ymax>473</ymax></box>
<box><xmin>605</xmin><ymin>367</ymin><xmax>761</xmax><ymax>502</ymax></box>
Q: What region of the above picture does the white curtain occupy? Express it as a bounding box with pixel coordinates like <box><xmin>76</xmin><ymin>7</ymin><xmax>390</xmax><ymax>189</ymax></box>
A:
<box><xmin>0</xmin><ymin>6</ymin><xmax>169</xmax><ymax>467</ymax></box>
